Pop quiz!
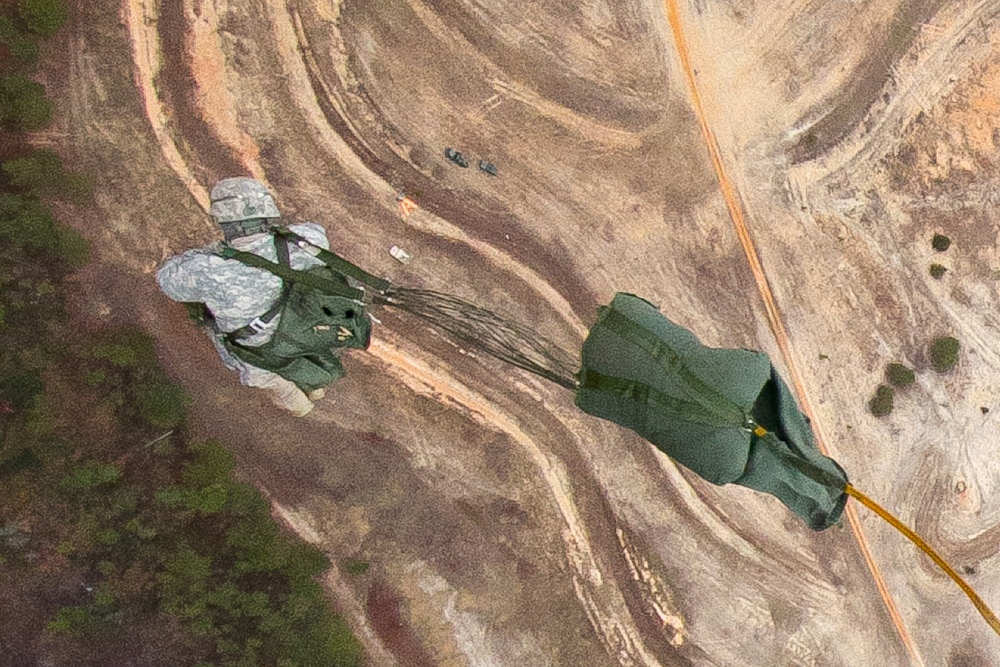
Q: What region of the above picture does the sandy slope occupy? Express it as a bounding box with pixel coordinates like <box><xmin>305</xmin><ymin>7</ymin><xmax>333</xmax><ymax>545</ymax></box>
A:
<box><xmin>53</xmin><ymin>0</ymin><xmax>1000</xmax><ymax>664</ymax></box>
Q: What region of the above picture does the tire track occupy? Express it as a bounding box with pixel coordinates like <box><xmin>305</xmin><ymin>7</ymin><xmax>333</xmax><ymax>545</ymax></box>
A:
<box><xmin>363</xmin><ymin>337</ymin><xmax>668</xmax><ymax>667</ymax></box>
<box><xmin>277</xmin><ymin>1</ymin><xmax>590</xmax><ymax>340</ymax></box>
<box><xmin>286</xmin><ymin>0</ymin><xmax>598</xmax><ymax>325</ymax></box>
<box><xmin>124</xmin><ymin>0</ymin><xmax>212</xmax><ymax>214</ymax></box>
<box><xmin>659</xmin><ymin>0</ymin><xmax>924</xmax><ymax>664</ymax></box>
<box><xmin>789</xmin><ymin>0</ymin><xmax>1000</xmax><ymax>184</ymax></box>
<box><xmin>128</xmin><ymin>1</ymin><xmax>674</xmax><ymax>663</ymax></box>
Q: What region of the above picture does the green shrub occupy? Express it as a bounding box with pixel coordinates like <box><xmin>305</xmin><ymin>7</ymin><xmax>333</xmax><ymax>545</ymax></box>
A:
<box><xmin>181</xmin><ymin>483</ymin><xmax>229</xmax><ymax>514</ymax></box>
<box><xmin>0</xmin><ymin>368</ymin><xmax>43</xmax><ymax>409</ymax></box>
<box><xmin>0</xmin><ymin>447</ymin><xmax>41</xmax><ymax>478</ymax></box>
<box><xmin>17</xmin><ymin>0</ymin><xmax>67</xmax><ymax>38</ymax></box>
<box><xmin>0</xmin><ymin>75</ymin><xmax>52</xmax><ymax>130</ymax></box>
<box><xmin>931</xmin><ymin>233</ymin><xmax>952</xmax><ymax>252</ymax></box>
<box><xmin>868</xmin><ymin>384</ymin><xmax>894</xmax><ymax>417</ymax></box>
<box><xmin>56</xmin><ymin>225</ymin><xmax>90</xmax><ymax>267</ymax></box>
<box><xmin>183</xmin><ymin>441</ymin><xmax>235</xmax><ymax>488</ymax></box>
<box><xmin>342</xmin><ymin>557</ymin><xmax>369</xmax><ymax>576</ymax></box>
<box><xmin>929</xmin><ymin>336</ymin><xmax>960</xmax><ymax>372</ymax></box>
<box><xmin>135</xmin><ymin>375</ymin><xmax>188</xmax><ymax>429</ymax></box>
<box><xmin>0</xmin><ymin>192</ymin><xmax>57</xmax><ymax>249</ymax></box>
<box><xmin>61</xmin><ymin>462</ymin><xmax>122</xmax><ymax>491</ymax></box>
<box><xmin>3</xmin><ymin>150</ymin><xmax>62</xmax><ymax>189</ymax></box>
<box><xmin>90</xmin><ymin>330</ymin><xmax>155</xmax><ymax>367</ymax></box>
<box><xmin>0</xmin><ymin>15</ymin><xmax>40</xmax><ymax>64</ymax></box>
<box><xmin>929</xmin><ymin>263</ymin><xmax>947</xmax><ymax>279</ymax></box>
<box><xmin>46</xmin><ymin>605</ymin><xmax>103</xmax><ymax>636</ymax></box>
<box><xmin>885</xmin><ymin>363</ymin><xmax>915</xmax><ymax>388</ymax></box>
<box><xmin>3</xmin><ymin>150</ymin><xmax>91</xmax><ymax>201</ymax></box>
<box><xmin>296</xmin><ymin>615</ymin><xmax>363</xmax><ymax>667</ymax></box>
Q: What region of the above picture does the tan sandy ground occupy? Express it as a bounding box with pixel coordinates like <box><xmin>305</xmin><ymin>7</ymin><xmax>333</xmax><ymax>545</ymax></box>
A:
<box><xmin>45</xmin><ymin>0</ymin><xmax>1000</xmax><ymax>664</ymax></box>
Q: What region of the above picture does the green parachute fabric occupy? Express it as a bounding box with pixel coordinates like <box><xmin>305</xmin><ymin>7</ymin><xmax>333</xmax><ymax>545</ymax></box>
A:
<box><xmin>576</xmin><ymin>293</ymin><xmax>848</xmax><ymax>530</ymax></box>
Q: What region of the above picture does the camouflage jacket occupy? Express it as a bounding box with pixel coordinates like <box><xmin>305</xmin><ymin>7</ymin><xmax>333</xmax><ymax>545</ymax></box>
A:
<box><xmin>156</xmin><ymin>223</ymin><xmax>330</xmax><ymax>347</ymax></box>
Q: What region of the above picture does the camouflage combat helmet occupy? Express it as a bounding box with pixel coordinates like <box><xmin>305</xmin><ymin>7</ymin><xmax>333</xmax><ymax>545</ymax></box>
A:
<box><xmin>209</xmin><ymin>177</ymin><xmax>281</xmax><ymax>241</ymax></box>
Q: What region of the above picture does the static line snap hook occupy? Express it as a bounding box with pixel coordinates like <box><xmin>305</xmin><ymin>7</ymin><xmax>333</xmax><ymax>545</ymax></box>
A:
<box><xmin>743</xmin><ymin>416</ymin><xmax>768</xmax><ymax>437</ymax></box>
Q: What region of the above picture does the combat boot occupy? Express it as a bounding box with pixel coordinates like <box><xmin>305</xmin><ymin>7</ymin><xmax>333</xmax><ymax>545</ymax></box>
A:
<box><xmin>269</xmin><ymin>380</ymin><xmax>314</xmax><ymax>417</ymax></box>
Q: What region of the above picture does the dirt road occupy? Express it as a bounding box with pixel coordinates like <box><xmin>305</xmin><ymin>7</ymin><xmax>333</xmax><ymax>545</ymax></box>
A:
<box><xmin>52</xmin><ymin>0</ymin><xmax>1000</xmax><ymax>664</ymax></box>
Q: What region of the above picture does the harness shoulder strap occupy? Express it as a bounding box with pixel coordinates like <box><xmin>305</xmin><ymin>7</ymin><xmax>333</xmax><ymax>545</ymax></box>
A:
<box><xmin>217</xmin><ymin>241</ymin><xmax>365</xmax><ymax>301</ymax></box>
<box><xmin>221</xmin><ymin>236</ymin><xmax>297</xmax><ymax>343</ymax></box>
<box><xmin>273</xmin><ymin>227</ymin><xmax>392</xmax><ymax>293</ymax></box>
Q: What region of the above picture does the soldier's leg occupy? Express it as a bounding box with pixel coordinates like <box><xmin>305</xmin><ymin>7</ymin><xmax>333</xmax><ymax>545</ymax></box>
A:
<box><xmin>209</xmin><ymin>334</ymin><xmax>314</xmax><ymax>416</ymax></box>
<box><xmin>255</xmin><ymin>373</ymin><xmax>314</xmax><ymax>417</ymax></box>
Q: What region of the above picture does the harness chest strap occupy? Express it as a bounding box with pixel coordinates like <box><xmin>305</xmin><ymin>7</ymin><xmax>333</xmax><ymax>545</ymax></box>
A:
<box><xmin>217</xmin><ymin>243</ymin><xmax>366</xmax><ymax>302</ymax></box>
<box><xmin>273</xmin><ymin>227</ymin><xmax>392</xmax><ymax>294</ymax></box>
<box><xmin>223</xmin><ymin>236</ymin><xmax>294</xmax><ymax>341</ymax></box>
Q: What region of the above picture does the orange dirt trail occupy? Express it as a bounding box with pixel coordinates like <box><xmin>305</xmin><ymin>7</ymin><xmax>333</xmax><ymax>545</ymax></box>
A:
<box><xmin>661</xmin><ymin>0</ymin><xmax>923</xmax><ymax>664</ymax></box>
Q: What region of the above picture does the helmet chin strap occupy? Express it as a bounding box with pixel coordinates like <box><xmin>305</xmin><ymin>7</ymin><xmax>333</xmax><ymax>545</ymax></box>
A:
<box><xmin>219</xmin><ymin>217</ymin><xmax>276</xmax><ymax>242</ymax></box>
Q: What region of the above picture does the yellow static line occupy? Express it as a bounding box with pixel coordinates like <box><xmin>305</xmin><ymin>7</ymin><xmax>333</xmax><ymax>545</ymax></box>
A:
<box><xmin>660</xmin><ymin>0</ymin><xmax>923</xmax><ymax>663</ymax></box>
<box><xmin>845</xmin><ymin>484</ymin><xmax>1000</xmax><ymax>638</ymax></box>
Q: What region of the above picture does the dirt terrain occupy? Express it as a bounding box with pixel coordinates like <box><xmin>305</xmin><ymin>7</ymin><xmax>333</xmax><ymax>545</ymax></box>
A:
<box><xmin>45</xmin><ymin>0</ymin><xmax>1000</xmax><ymax>664</ymax></box>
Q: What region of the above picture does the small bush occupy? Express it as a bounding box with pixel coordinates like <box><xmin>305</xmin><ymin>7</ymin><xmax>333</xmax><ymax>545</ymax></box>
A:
<box><xmin>61</xmin><ymin>462</ymin><xmax>122</xmax><ymax>491</ymax></box>
<box><xmin>0</xmin><ymin>192</ymin><xmax>57</xmax><ymax>249</ymax></box>
<box><xmin>56</xmin><ymin>225</ymin><xmax>90</xmax><ymax>267</ymax></box>
<box><xmin>46</xmin><ymin>605</ymin><xmax>103</xmax><ymax>636</ymax></box>
<box><xmin>929</xmin><ymin>263</ymin><xmax>947</xmax><ymax>279</ymax></box>
<box><xmin>0</xmin><ymin>75</ymin><xmax>52</xmax><ymax>130</ymax></box>
<box><xmin>17</xmin><ymin>0</ymin><xmax>68</xmax><ymax>39</ymax></box>
<box><xmin>342</xmin><ymin>557</ymin><xmax>369</xmax><ymax>576</ymax></box>
<box><xmin>929</xmin><ymin>336</ymin><xmax>960</xmax><ymax>372</ymax></box>
<box><xmin>0</xmin><ymin>368</ymin><xmax>43</xmax><ymax>409</ymax></box>
<box><xmin>0</xmin><ymin>447</ymin><xmax>41</xmax><ymax>478</ymax></box>
<box><xmin>869</xmin><ymin>385</ymin><xmax>894</xmax><ymax>417</ymax></box>
<box><xmin>931</xmin><ymin>234</ymin><xmax>952</xmax><ymax>252</ymax></box>
<box><xmin>886</xmin><ymin>363</ymin><xmax>915</xmax><ymax>388</ymax></box>
<box><xmin>3</xmin><ymin>150</ymin><xmax>92</xmax><ymax>201</ymax></box>
<box><xmin>90</xmin><ymin>331</ymin><xmax>155</xmax><ymax>368</ymax></box>
<box><xmin>135</xmin><ymin>375</ymin><xmax>188</xmax><ymax>429</ymax></box>
<box><xmin>3</xmin><ymin>150</ymin><xmax>62</xmax><ymax>189</ymax></box>
<box><xmin>0</xmin><ymin>15</ymin><xmax>40</xmax><ymax>64</ymax></box>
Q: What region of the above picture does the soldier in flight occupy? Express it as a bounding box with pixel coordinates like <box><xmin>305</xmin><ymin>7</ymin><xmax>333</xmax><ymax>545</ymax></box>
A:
<box><xmin>157</xmin><ymin>178</ymin><xmax>373</xmax><ymax>416</ymax></box>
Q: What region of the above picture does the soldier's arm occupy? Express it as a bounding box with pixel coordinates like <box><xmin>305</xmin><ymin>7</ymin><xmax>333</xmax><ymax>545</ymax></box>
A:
<box><xmin>155</xmin><ymin>248</ymin><xmax>219</xmax><ymax>303</ymax></box>
<box><xmin>288</xmin><ymin>222</ymin><xmax>331</xmax><ymax>251</ymax></box>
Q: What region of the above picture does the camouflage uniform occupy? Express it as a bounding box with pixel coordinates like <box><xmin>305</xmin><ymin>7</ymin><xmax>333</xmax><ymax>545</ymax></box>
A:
<box><xmin>156</xmin><ymin>223</ymin><xmax>330</xmax><ymax>409</ymax></box>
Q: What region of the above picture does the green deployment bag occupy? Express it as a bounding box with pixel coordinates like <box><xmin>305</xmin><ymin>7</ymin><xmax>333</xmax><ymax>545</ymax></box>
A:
<box><xmin>576</xmin><ymin>293</ymin><xmax>848</xmax><ymax>530</ymax></box>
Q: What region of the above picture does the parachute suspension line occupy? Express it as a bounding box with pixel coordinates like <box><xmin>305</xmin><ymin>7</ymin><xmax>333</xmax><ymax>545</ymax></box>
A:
<box><xmin>844</xmin><ymin>484</ymin><xmax>1000</xmax><ymax>638</ymax></box>
<box><xmin>376</xmin><ymin>287</ymin><xmax>580</xmax><ymax>391</ymax></box>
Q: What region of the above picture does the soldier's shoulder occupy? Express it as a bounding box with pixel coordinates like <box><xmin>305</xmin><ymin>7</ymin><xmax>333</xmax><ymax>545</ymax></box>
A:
<box><xmin>288</xmin><ymin>222</ymin><xmax>331</xmax><ymax>247</ymax></box>
<box><xmin>159</xmin><ymin>243</ymin><xmax>225</xmax><ymax>272</ymax></box>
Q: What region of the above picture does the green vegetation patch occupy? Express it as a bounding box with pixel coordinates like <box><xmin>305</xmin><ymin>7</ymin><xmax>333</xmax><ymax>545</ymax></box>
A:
<box><xmin>0</xmin><ymin>75</ymin><xmax>52</xmax><ymax>130</ymax></box>
<box><xmin>0</xmin><ymin>14</ymin><xmax>39</xmax><ymax>64</ymax></box>
<box><xmin>17</xmin><ymin>0</ymin><xmax>68</xmax><ymax>39</ymax></box>
<box><xmin>885</xmin><ymin>363</ymin><xmax>915</xmax><ymax>388</ymax></box>
<box><xmin>0</xmin><ymin>192</ymin><xmax>90</xmax><ymax>266</ymax></box>
<box><xmin>0</xmin><ymin>6</ymin><xmax>363</xmax><ymax>662</ymax></box>
<box><xmin>931</xmin><ymin>233</ymin><xmax>952</xmax><ymax>252</ymax></box>
<box><xmin>3</xmin><ymin>150</ymin><xmax>92</xmax><ymax>201</ymax></box>
<box><xmin>869</xmin><ymin>384</ymin><xmax>895</xmax><ymax>417</ymax></box>
<box><xmin>929</xmin><ymin>336</ymin><xmax>960</xmax><ymax>372</ymax></box>
<box><xmin>343</xmin><ymin>557</ymin><xmax>370</xmax><ymax>576</ymax></box>
<box><xmin>929</xmin><ymin>263</ymin><xmax>947</xmax><ymax>279</ymax></box>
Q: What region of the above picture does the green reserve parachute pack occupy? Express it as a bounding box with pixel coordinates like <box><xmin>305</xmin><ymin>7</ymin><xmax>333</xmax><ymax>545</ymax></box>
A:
<box><xmin>575</xmin><ymin>293</ymin><xmax>848</xmax><ymax>529</ymax></box>
<box><xmin>209</xmin><ymin>228</ymin><xmax>383</xmax><ymax>393</ymax></box>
